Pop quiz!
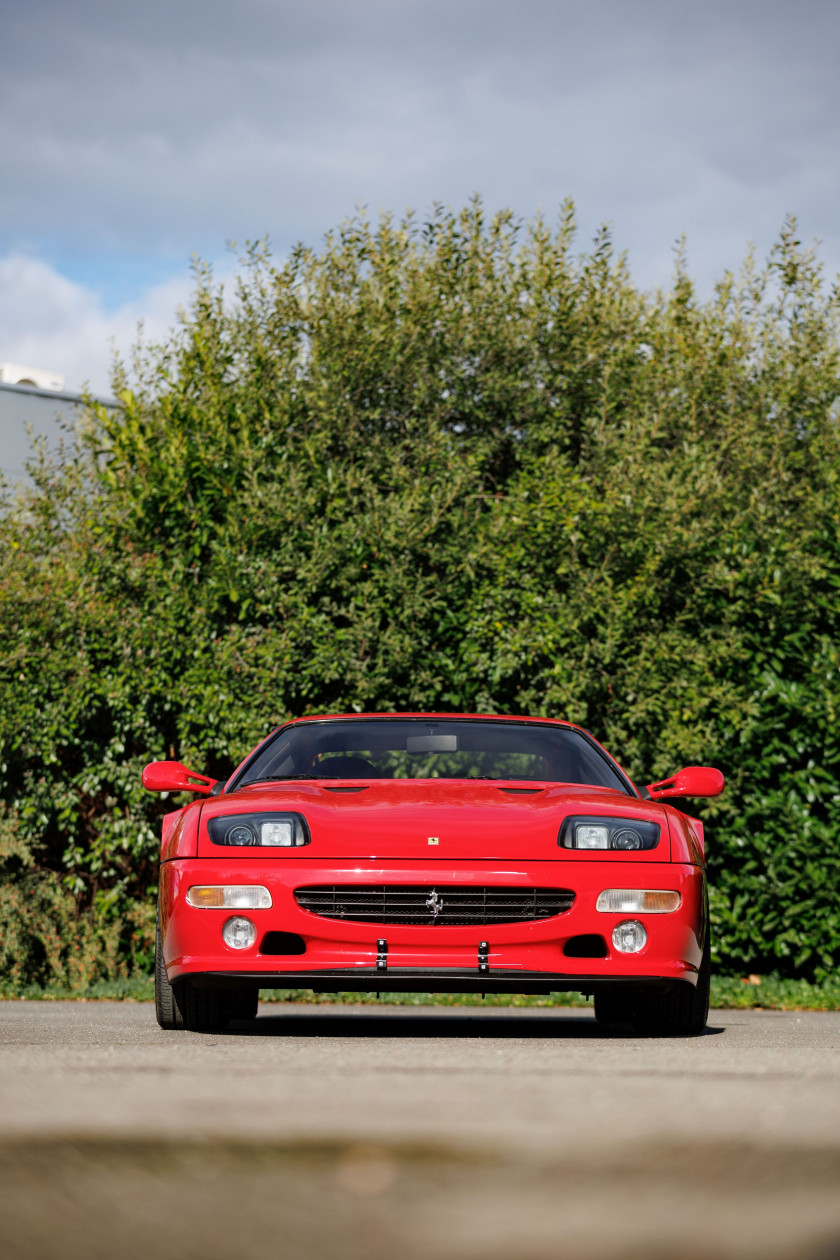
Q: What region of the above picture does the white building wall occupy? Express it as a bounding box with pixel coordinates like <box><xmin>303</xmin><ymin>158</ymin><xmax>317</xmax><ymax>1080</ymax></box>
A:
<box><xmin>0</xmin><ymin>363</ymin><xmax>65</xmax><ymax>391</ymax></box>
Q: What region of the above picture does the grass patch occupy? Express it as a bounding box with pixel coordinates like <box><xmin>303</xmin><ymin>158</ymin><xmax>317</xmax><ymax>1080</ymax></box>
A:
<box><xmin>0</xmin><ymin>976</ymin><xmax>155</xmax><ymax>1002</ymax></box>
<box><xmin>3</xmin><ymin>974</ymin><xmax>840</xmax><ymax>1010</ymax></box>
<box><xmin>257</xmin><ymin>989</ymin><xmax>589</xmax><ymax>1007</ymax></box>
<box><xmin>710</xmin><ymin>975</ymin><xmax>840</xmax><ymax>1010</ymax></box>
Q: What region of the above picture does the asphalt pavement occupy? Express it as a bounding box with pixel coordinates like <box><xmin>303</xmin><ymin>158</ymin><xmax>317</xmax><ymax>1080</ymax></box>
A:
<box><xmin>2</xmin><ymin>1000</ymin><xmax>840</xmax><ymax>1260</ymax></box>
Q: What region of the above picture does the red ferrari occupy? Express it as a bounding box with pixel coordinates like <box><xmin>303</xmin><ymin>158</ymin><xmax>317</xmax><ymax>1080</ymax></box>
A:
<box><xmin>143</xmin><ymin>714</ymin><xmax>724</xmax><ymax>1035</ymax></box>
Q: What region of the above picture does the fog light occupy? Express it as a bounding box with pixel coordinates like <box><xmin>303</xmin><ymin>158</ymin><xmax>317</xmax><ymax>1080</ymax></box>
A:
<box><xmin>222</xmin><ymin>916</ymin><xmax>257</xmax><ymax>950</ymax></box>
<box><xmin>612</xmin><ymin>919</ymin><xmax>647</xmax><ymax>954</ymax></box>
<box><xmin>597</xmin><ymin>889</ymin><xmax>681</xmax><ymax>914</ymax></box>
<box><xmin>187</xmin><ymin>885</ymin><xmax>272</xmax><ymax>909</ymax></box>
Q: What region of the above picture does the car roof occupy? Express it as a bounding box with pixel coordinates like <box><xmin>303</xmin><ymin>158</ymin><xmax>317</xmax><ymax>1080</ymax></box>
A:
<box><xmin>281</xmin><ymin>712</ymin><xmax>579</xmax><ymax>728</ymax></box>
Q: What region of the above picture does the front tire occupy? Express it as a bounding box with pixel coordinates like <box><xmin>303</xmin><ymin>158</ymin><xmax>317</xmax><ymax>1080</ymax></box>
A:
<box><xmin>593</xmin><ymin>989</ymin><xmax>634</xmax><ymax>1026</ymax></box>
<box><xmin>173</xmin><ymin>980</ymin><xmax>232</xmax><ymax>1032</ymax></box>
<box><xmin>154</xmin><ymin>914</ymin><xmax>184</xmax><ymax>1030</ymax></box>
<box><xmin>155</xmin><ymin>912</ymin><xmax>232</xmax><ymax>1032</ymax></box>
<box><xmin>632</xmin><ymin>938</ymin><xmax>711</xmax><ymax>1037</ymax></box>
<box><xmin>229</xmin><ymin>987</ymin><xmax>259</xmax><ymax>1021</ymax></box>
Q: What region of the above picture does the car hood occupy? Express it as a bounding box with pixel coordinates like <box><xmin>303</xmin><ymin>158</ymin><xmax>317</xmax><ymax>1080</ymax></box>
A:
<box><xmin>198</xmin><ymin>780</ymin><xmax>670</xmax><ymax>862</ymax></box>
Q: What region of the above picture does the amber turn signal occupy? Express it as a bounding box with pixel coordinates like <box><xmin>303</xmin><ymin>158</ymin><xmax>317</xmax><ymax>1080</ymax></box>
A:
<box><xmin>596</xmin><ymin>889</ymin><xmax>681</xmax><ymax>914</ymax></box>
<box><xmin>186</xmin><ymin>885</ymin><xmax>272</xmax><ymax>909</ymax></box>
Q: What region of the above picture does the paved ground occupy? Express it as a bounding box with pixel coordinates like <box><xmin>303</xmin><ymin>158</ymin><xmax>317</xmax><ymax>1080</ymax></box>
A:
<box><xmin>2</xmin><ymin>1001</ymin><xmax>840</xmax><ymax>1259</ymax></box>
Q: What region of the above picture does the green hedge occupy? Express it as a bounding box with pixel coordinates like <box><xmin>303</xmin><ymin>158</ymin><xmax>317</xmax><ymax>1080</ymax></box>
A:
<box><xmin>2</xmin><ymin>201</ymin><xmax>839</xmax><ymax>988</ymax></box>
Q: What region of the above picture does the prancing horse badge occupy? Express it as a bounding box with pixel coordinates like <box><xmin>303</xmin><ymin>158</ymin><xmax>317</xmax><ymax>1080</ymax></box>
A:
<box><xmin>427</xmin><ymin>836</ymin><xmax>440</xmax><ymax>845</ymax></box>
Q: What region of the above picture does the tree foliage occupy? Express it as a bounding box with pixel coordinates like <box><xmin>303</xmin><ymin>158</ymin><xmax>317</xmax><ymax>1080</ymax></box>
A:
<box><xmin>2</xmin><ymin>201</ymin><xmax>840</xmax><ymax>984</ymax></box>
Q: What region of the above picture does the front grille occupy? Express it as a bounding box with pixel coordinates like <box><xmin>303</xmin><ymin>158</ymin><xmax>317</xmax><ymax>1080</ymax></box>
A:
<box><xmin>294</xmin><ymin>885</ymin><xmax>575</xmax><ymax>926</ymax></box>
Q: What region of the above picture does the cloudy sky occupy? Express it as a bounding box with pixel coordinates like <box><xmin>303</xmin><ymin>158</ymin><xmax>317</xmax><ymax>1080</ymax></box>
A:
<box><xmin>1</xmin><ymin>0</ymin><xmax>838</xmax><ymax>393</ymax></box>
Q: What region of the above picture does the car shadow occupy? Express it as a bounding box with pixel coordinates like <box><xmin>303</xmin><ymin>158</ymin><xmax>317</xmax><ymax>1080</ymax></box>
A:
<box><xmin>226</xmin><ymin>1010</ymin><xmax>726</xmax><ymax>1039</ymax></box>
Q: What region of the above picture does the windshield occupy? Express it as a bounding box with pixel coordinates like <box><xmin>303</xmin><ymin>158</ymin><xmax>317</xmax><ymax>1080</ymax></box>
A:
<box><xmin>235</xmin><ymin>718</ymin><xmax>632</xmax><ymax>793</ymax></box>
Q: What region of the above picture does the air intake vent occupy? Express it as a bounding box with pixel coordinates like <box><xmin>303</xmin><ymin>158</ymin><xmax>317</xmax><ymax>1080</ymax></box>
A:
<box><xmin>563</xmin><ymin>934</ymin><xmax>608</xmax><ymax>958</ymax></box>
<box><xmin>294</xmin><ymin>885</ymin><xmax>574</xmax><ymax>926</ymax></box>
<box><xmin>260</xmin><ymin>931</ymin><xmax>306</xmax><ymax>956</ymax></box>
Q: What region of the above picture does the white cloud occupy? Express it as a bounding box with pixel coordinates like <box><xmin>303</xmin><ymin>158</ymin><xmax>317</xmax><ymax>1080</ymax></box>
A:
<box><xmin>0</xmin><ymin>255</ymin><xmax>204</xmax><ymax>395</ymax></box>
<box><xmin>1</xmin><ymin>0</ymin><xmax>840</xmax><ymax>391</ymax></box>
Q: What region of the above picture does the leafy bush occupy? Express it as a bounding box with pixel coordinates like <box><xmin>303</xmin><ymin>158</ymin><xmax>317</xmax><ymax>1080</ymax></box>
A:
<box><xmin>0</xmin><ymin>802</ymin><xmax>154</xmax><ymax>991</ymax></box>
<box><xmin>1</xmin><ymin>201</ymin><xmax>839</xmax><ymax>987</ymax></box>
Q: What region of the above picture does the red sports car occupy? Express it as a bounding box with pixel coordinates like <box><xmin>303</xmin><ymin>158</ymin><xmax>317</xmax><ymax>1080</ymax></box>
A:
<box><xmin>143</xmin><ymin>713</ymin><xmax>724</xmax><ymax>1035</ymax></box>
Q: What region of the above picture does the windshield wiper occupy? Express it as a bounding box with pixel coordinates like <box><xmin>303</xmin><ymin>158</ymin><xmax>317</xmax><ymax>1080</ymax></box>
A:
<box><xmin>243</xmin><ymin>775</ymin><xmax>323</xmax><ymax>784</ymax></box>
<box><xmin>456</xmin><ymin>775</ymin><xmax>528</xmax><ymax>781</ymax></box>
<box><xmin>244</xmin><ymin>773</ymin><xmax>542</xmax><ymax>785</ymax></box>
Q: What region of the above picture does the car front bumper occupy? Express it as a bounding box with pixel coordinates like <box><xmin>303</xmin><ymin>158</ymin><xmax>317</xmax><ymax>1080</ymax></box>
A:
<box><xmin>160</xmin><ymin>857</ymin><xmax>705</xmax><ymax>991</ymax></box>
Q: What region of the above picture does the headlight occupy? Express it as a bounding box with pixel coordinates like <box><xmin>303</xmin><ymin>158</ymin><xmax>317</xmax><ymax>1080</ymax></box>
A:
<box><xmin>186</xmin><ymin>885</ymin><xmax>272</xmax><ymax>908</ymax></box>
<box><xmin>207</xmin><ymin>812</ymin><xmax>311</xmax><ymax>848</ymax></box>
<box><xmin>596</xmin><ymin>889</ymin><xmax>681</xmax><ymax>913</ymax></box>
<box><xmin>558</xmin><ymin>816</ymin><xmax>661</xmax><ymax>851</ymax></box>
<box><xmin>575</xmin><ymin>824</ymin><xmax>610</xmax><ymax>849</ymax></box>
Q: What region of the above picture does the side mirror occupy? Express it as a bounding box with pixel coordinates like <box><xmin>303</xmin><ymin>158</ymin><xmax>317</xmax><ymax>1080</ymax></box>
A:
<box><xmin>646</xmin><ymin>766</ymin><xmax>725</xmax><ymax>800</ymax></box>
<box><xmin>142</xmin><ymin>760</ymin><xmax>218</xmax><ymax>795</ymax></box>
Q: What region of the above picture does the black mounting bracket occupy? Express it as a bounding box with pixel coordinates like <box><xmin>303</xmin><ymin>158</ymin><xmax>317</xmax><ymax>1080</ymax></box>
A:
<box><xmin>377</xmin><ymin>939</ymin><xmax>388</xmax><ymax>972</ymax></box>
<box><xmin>478</xmin><ymin>941</ymin><xmax>489</xmax><ymax>975</ymax></box>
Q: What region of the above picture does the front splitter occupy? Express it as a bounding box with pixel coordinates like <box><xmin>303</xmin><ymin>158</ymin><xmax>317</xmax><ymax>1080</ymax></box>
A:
<box><xmin>190</xmin><ymin>968</ymin><xmax>678</xmax><ymax>996</ymax></box>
